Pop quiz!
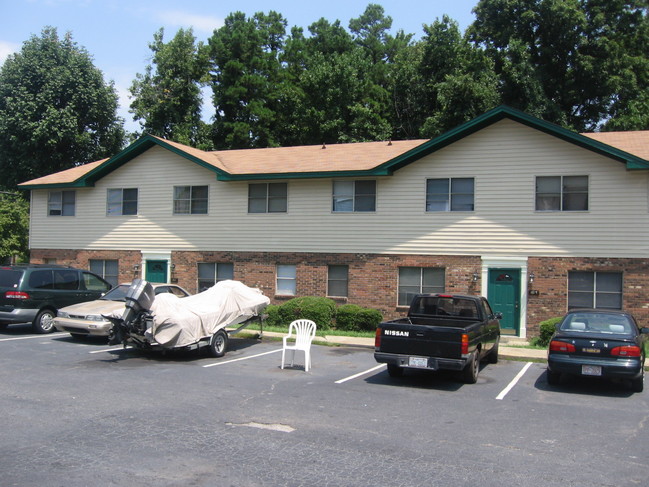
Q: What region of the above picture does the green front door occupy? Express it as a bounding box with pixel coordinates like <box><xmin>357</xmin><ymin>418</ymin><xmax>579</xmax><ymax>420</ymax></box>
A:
<box><xmin>145</xmin><ymin>260</ymin><xmax>168</xmax><ymax>283</ymax></box>
<box><xmin>487</xmin><ymin>269</ymin><xmax>520</xmax><ymax>335</ymax></box>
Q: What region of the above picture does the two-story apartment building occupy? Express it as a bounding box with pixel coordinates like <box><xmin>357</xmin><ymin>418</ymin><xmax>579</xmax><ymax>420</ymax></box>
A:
<box><xmin>19</xmin><ymin>106</ymin><xmax>649</xmax><ymax>337</ymax></box>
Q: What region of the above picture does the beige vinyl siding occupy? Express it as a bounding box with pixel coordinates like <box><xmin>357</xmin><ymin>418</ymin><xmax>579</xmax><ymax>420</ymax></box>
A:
<box><xmin>29</xmin><ymin>120</ymin><xmax>649</xmax><ymax>258</ymax></box>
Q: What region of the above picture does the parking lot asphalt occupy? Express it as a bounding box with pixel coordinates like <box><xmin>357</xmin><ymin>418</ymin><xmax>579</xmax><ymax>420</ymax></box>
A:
<box><xmin>1</xmin><ymin>326</ymin><xmax>648</xmax><ymax>487</ymax></box>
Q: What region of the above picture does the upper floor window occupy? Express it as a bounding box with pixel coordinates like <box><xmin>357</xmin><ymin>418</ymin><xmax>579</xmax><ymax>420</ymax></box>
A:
<box><xmin>89</xmin><ymin>259</ymin><xmax>119</xmax><ymax>287</ymax></box>
<box><xmin>426</xmin><ymin>178</ymin><xmax>474</xmax><ymax>212</ymax></box>
<box><xmin>107</xmin><ymin>188</ymin><xmax>138</xmax><ymax>216</ymax></box>
<box><xmin>398</xmin><ymin>267</ymin><xmax>445</xmax><ymax>306</ymax></box>
<box><xmin>333</xmin><ymin>180</ymin><xmax>376</xmax><ymax>212</ymax></box>
<box><xmin>197</xmin><ymin>262</ymin><xmax>234</xmax><ymax>292</ymax></box>
<box><xmin>327</xmin><ymin>265</ymin><xmax>348</xmax><ymax>297</ymax></box>
<box><xmin>174</xmin><ymin>186</ymin><xmax>208</xmax><ymax>214</ymax></box>
<box><xmin>248</xmin><ymin>183</ymin><xmax>287</xmax><ymax>213</ymax></box>
<box><xmin>568</xmin><ymin>271</ymin><xmax>622</xmax><ymax>309</ymax></box>
<box><xmin>48</xmin><ymin>190</ymin><xmax>75</xmax><ymax>216</ymax></box>
<box><xmin>536</xmin><ymin>176</ymin><xmax>588</xmax><ymax>211</ymax></box>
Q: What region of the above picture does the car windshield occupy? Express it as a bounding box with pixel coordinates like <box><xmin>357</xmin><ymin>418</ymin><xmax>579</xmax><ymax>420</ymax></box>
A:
<box><xmin>560</xmin><ymin>313</ymin><xmax>635</xmax><ymax>335</ymax></box>
<box><xmin>100</xmin><ymin>284</ymin><xmax>131</xmax><ymax>301</ymax></box>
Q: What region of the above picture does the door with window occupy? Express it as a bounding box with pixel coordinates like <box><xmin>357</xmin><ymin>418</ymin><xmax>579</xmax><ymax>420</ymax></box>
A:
<box><xmin>487</xmin><ymin>269</ymin><xmax>520</xmax><ymax>335</ymax></box>
<box><xmin>145</xmin><ymin>260</ymin><xmax>168</xmax><ymax>283</ymax></box>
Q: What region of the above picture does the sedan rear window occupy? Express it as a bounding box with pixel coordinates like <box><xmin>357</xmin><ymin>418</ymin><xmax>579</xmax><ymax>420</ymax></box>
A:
<box><xmin>561</xmin><ymin>313</ymin><xmax>635</xmax><ymax>334</ymax></box>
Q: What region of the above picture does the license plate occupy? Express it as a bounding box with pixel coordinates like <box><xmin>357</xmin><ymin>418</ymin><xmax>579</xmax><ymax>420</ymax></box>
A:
<box><xmin>582</xmin><ymin>365</ymin><xmax>602</xmax><ymax>376</ymax></box>
<box><xmin>408</xmin><ymin>356</ymin><xmax>428</xmax><ymax>368</ymax></box>
<box><xmin>582</xmin><ymin>348</ymin><xmax>600</xmax><ymax>354</ymax></box>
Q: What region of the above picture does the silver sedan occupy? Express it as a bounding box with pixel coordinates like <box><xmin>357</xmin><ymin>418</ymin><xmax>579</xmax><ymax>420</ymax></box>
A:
<box><xmin>53</xmin><ymin>283</ymin><xmax>189</xmax><ymax>337</ymax></box>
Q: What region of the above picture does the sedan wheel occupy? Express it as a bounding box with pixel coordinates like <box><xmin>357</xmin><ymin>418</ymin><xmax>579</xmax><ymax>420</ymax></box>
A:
<box><xmin>631</xmin><ymin>365</ymin><xmax>644</xmax><ymax>393</ymax></box>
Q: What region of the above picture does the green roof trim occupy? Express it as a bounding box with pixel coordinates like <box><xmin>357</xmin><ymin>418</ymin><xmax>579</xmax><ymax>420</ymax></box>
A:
<box><xmin>19</xmin><ymin>106</ymin><xmax>649</xmax><ymax>189</ymax></box>
<box><xmin>19</xmin><ymin>134</ymin><xmax>229</xmax><ymax>189</ymax></box>
<box><xmin>369</xmin><ymin>105</ymin><xmax>649</xmax><ymax>175</ymax></box>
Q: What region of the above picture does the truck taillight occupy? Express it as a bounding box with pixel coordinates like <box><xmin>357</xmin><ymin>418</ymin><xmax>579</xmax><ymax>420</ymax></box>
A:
<box><xmin>611</xmin><ymin>345</ymin><xmax>641</xmax><ymax>357</ymax></box>
<box><xmin>461</xmin><ymin>334</ymin><xmax>469</xmax><ymax>355</ymax></box>
<box><xmin>5</xmin><ymin>291</ymin><xmax>29</xmax><ymax>299</ymax></box>
<box><xmin>549</xmin><ymin>340</ymin><xmax>576</xmax><ymax>353</ymax></box>
<box><xmin>375</xmin><ymin>328</ymin><xmax>381</xmax><ymax>348</ymax></box>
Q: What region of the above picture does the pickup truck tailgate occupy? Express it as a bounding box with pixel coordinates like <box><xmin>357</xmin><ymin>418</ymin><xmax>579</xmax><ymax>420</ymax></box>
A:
<box><xmin>379</xmin><ymin>324</ymin><xmax>463</xmax><ymax>359</ymax></box>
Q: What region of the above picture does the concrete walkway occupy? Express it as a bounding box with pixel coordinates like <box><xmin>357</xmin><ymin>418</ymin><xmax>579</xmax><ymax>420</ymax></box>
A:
<box><xmin>259</xmin><ymin>331</ymin><xmax>548</xmax><ymax>361</ymax></box>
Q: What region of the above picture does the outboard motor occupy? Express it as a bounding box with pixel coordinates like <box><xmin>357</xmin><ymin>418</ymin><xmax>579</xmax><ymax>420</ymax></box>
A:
<box><xmin>122</xmin><ymin>278</ymin><xmax>155</xmax><ymax>324</ymax></box>
<box><xmin>107</xmin><ymin>279</ymin><xmax>155</xmax><ymax>346</ymax></box>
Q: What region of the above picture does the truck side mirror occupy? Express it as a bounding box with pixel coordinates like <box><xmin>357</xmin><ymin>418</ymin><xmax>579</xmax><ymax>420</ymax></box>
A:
<box><xmin>494</xmin><ymin>312</ymin><xmax>503</xmax><ymax>320</ymax></box>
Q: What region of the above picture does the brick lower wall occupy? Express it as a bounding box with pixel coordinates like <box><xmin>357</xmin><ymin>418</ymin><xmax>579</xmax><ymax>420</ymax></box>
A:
<box><xmin>31</xmin><ymin>249</ymin><xmax>649</xmax><ymax>336</ymax></box>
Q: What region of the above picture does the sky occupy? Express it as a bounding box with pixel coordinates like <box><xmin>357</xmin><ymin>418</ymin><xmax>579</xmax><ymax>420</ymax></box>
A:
<box><xmin>1</xmin><ymin>0</ymin><xmax>481</xmax><ymax>132</ymax></box>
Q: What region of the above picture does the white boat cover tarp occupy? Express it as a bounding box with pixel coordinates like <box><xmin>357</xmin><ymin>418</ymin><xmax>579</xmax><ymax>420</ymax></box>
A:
<box><xmin>145</xmin><ymin>280</ymin><xmax>270</xmax><ymax>348</ymax></box>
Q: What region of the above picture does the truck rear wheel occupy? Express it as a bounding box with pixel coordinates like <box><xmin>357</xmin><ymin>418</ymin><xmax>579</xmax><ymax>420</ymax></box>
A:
<box><xmin>462</xmin><ymin>351</ymin><xmax>480</xmax><ymax>384</ymax></box>
<box><xmin>387</xmin><ymin>364</ymin><xmax>403</xmax><ymax>377</ymax></box>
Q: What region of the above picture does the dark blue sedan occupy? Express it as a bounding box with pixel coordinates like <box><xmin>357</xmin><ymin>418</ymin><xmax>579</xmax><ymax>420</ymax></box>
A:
<box><xmin>547</xmin><ymin>309</ymin><xmax>648</xmax><ymax>392</ymax></box>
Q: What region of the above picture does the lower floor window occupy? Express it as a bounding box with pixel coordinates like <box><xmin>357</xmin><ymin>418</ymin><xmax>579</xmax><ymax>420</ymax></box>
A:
<box><xmin>327</xmin><ymin>265</ymin><xmax>348</xmax><ymax>297</ymax></box>
<box><xmin>89</xmin><ymin>259</ymin><xmax>118</xmax><ymax>287</ymax></box>
<box><xmin>198</xmin><ymin>262</ymin><xmax>234</xmax><ymax>292</ymax></box>
<box><xmin>276</xmin><ymin>264</ymin><xmax>296</xmax><ymax>296</ymax></box>
<box><xmin>398</xmin><ymin>267</ymin><xmax>445</xmax><ymax>306</ymax></box>
<box><xmin>568</xmin><ymin>271</ymin><xmax>622</xmax><ymax>309</ymax></box>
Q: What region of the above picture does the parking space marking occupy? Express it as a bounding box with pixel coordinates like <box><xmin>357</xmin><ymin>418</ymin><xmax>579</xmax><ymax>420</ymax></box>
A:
<box><xmin>335</xmin><ymin>364</ymin><xmax>386</xmax><ymax>384</ymax></box>
<box><xmin>496</xmin><ymin>362</ymin><xmax>533</xmax><ymax>400</ymax></box>
<box><xmin>0</xmin><ymin>332</ymin><xmax>68</xmax><ymax>342</ymax></box>
<box><xmin>89</xmin><ymin>346</ymin><xmax>131</xmax><ymax>354</ymax></box>
<box><xmin>203</xmin><ymin>348</ymin><xmax>282</xmax><ymax>367</ymax></box>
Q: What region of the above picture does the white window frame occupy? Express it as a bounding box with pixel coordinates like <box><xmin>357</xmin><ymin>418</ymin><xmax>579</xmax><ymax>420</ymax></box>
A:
<box><xmin>332</xmin><ymin>180</ymin><xmax>376</xmax><ymax>212</ymax></box>
<box><xmin>425</xmin><ymin>178</ymin><xmax>474</xmax><ymax>212</ymax></box>
<box><xmin>248</xmin><ymin>182</ymin><xmax>288</xmax><ymax>213</ymax></box>
<box><xmin>48</xmin><ymin>190</ymin><xmax>75</xmax><ymax>216</ymax></box>
<box><xmin>276</xmin><ymin>264</ymin><xmax>296</xmax><ymax>296</ymax></box>
<box><xmin>173</xmin><ymin>185</ymin><xmax>209</xmax><ymax>215</ymax></box>
<box><xmin>107</xmin><ymin>188</ymin><xmax>138</xmax><ymax>216</ymax></box>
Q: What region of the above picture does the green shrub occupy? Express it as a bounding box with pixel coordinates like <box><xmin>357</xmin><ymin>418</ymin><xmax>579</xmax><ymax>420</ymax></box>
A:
<box><xmin>534</xmin><ymin>316</ymin><xmax>563</xmax><ymax>347</ymax></box>
<box><xmin>263</xmin><ymin>304</ymin><xmax>282</xmax><ymax>328</ymax></box>
<box><xmin>336</xmin><ymin>304</ymin><xmax>383</xmax><ymax>331</ymax></box>
<box><xmin>275</xmin><ymin>296</ymin><xmax>337</xmax><ymax>330</ymax></box>
<box><xmin>355</xmin><ymin>307</ymin><xmax>383</xmax><ymax>331</ymax></box>
<box><xmin>335</xmin><ymin>304</ymin><xmax>363</xmax><ymax>331</ymax></box>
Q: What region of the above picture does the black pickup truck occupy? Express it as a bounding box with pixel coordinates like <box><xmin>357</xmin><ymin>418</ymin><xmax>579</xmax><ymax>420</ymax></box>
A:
<box><xmin>374</xmin><ymin>294</ymin><xmax>501</xmax><ymax>383</ymax></box>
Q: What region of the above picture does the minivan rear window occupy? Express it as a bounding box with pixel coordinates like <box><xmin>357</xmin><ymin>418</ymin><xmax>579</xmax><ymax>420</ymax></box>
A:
<box><xmin>28</xmin><ymin>270</ymin><xmax>54</xmax><ymax>289</ymax></box>
<box><xmin>0</xmin><ymin>269</ymin><xmax>23</xmax><ymax>288</ymax></box>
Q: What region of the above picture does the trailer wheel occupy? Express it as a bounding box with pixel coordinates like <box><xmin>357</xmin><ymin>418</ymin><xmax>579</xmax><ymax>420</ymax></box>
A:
<box><xmin>462</xmin><ymin>350</ymin><xmax>480</xmax><ymax>384</ymax></box>
<box><xmin>209</xmin><ymin>330</ymin><xmax>228</xmax><ymax>358</ymax></box>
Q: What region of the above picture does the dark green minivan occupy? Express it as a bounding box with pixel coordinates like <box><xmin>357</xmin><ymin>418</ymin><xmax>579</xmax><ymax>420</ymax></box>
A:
<box><xmin>0</xmin><ymin>265</ymin><xmax>112</xmax><ymax>333</ymax></box>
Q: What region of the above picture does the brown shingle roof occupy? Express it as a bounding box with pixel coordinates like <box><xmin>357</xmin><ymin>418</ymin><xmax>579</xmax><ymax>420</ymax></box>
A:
<box><xmin>581</xmin><ymin>131</ymin><xmax>649</xmax><ymax>160</ymax></box>
<box><xmin>18</xmin><ymin>138</ymin><xmax>427</xmax><ymax>187</ymax></box>
<box><xmin>18</xmin><ymin>159</ymin><xmax>107</xmax><ymax>186</ymax></box>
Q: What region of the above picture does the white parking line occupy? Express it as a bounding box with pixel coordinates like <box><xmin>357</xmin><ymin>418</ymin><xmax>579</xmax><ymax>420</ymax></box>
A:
<box><xmin>335</xmin><ymin>364</ymin><xmax>386</xmax><ymax>384</ymax></box>
<box><xmin>89</xmin><ymin>346</ymin><xmax>130</xmax><ymax>354</ymax></box>
<box><xmin>0</xmin><ymin>332</ymin><xmax>68</xmax><ymax>342</ymax></box>
<box><xmin>203</xmin><ymin>348</ymin><xmax>282</xmax><ymax>367</ymax></box>
<box><xmin>496</xmin><ymin>362</ymin><xmax>533</xmax><ymax>400</ymax></box>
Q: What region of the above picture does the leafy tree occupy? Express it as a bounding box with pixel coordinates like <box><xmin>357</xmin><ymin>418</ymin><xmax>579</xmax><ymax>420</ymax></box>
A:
<box><xmin>418</xmin><ymin>16</ymin><xmax>500</xmax><ymax>137</ymax></box>
<box><xmin>129</xmin><ymin>28</ymin><xmax>211</xmax><ymax>148</ymax></box>
<box><xmin>469</xmin><ymin>0</ymin><xmax>649</xmax><ymax>131</ymax></box>
<box><xmin>0</xmin><ymin>27</ymin><xmax>125</xmax><ymax>190</ymax></box>
<box><xmin>208</xmin><ymin>11</ymin><xmax>288</xmax><ymax>149</ymax></box>
<box><xmin>0</xmin><ymin>194</ymin><xmax>29</xmax><ymax>263</ymax></box>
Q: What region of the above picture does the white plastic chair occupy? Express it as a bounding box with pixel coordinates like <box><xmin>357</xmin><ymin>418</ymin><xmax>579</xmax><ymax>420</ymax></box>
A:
<box><xmin>281</xmin><ymin>319</ymin><xmax>317</xmax><ymax>372</ymax></box>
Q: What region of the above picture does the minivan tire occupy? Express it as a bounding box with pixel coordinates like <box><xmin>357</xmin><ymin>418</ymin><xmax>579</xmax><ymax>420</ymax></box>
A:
<box><xmin>33</xmin><ymin>309</ymin><xmax>56</xmax><ymax>334</ymax></box>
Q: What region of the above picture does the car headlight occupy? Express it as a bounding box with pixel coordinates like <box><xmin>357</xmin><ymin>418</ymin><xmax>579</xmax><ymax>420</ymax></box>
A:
<box><xmin>58</xmin><ymin>311</ymin><xmax>69</xmax><ymax>318</ymax></box>
<box><xmin>86</xmin><ymin>315</ymin><xmax>106</xmax><ymax>322</ymax></box>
